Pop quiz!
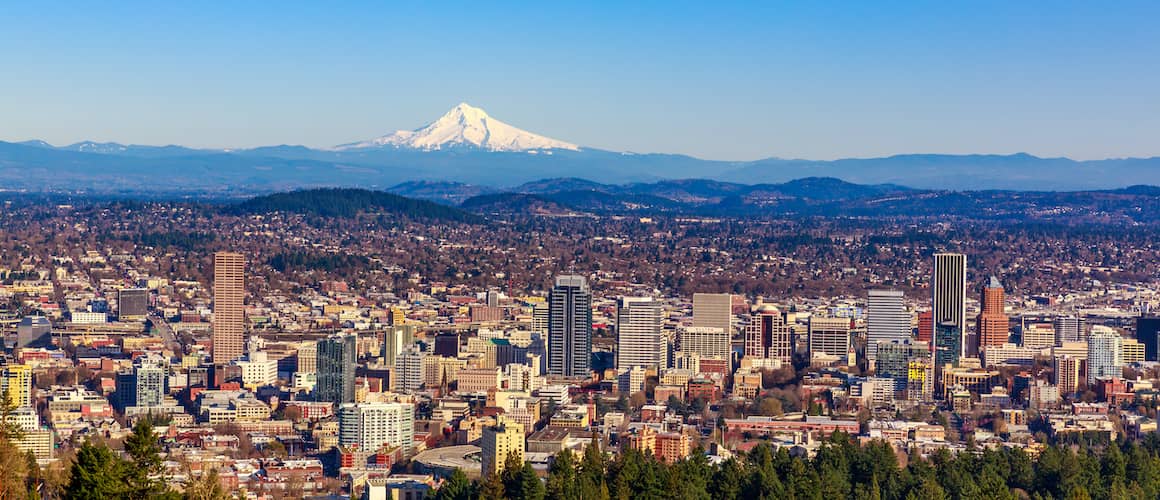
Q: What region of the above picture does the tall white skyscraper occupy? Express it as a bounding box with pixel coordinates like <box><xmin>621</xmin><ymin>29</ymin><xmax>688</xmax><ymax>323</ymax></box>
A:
<box><xmin>616</xmin><ymin>297</ymin><xmax>664</xmax><ymax>371</ymax></box>
<box><xmin>932</xmin><ymin>253</ymin><xmax>967</xmax><ymax>361</ymax></box>
<box><xmin>548</xmin><ymin>275</ymin><xmax>592</xmax><ymax>377</ymax></box>
<box><xmin>1087</xmin><ymin>327</ymin><xmax>1123</xmax><ymax>385</ymax></box>
<box><xmin>866</xmin><ymin>290</ymin><xmax>910</xmax><ymax>366</ymax></box>
<box><xmin>693</xmin><ymin>293</ymin><xmax>733</xmax><ymax>337</ymax></box>
<box><xmin>338</xmin><ymin>402</ymin><xmax>415</xmax><ymax>455</ymax></box>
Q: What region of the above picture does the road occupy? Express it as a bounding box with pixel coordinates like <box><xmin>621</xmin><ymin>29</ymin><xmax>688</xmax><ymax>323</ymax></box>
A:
<box><xmin>149</xmin><ymin>313</ymin><xmax>183</xmax><ymax>353</ymax></box>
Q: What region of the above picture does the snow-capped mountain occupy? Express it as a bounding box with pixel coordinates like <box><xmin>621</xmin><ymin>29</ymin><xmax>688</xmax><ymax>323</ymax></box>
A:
<box><xmin>334</xmin><ymin>102</ymin><xmax>580</xmax><ymax>152</ymax></box>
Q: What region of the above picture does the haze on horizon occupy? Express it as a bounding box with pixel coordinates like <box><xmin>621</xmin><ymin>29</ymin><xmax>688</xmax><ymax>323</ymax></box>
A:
<box><xmin>2</xmin><ymin>1</ymin><xmax>1158</xmax><ymax>161</ymax></box>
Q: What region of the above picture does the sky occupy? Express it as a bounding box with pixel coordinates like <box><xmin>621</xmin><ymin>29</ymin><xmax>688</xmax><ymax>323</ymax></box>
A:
<box><xmin>1</xmin><ymin>1</ymin><xmax>1158</xmax><ymax>161</ymax></box>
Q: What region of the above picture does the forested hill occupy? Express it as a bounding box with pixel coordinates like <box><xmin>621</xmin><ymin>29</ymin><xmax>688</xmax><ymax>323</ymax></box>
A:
<box><xmin>230</xmin><ymin>188</ymin><xmax>481</xmax><ymax>223</ymax></box>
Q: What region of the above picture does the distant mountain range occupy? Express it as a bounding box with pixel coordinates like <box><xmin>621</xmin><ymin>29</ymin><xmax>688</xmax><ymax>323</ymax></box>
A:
<box><xmin>218</xmin><ymin>179</ymin><xmax>1160</xmax><ymax>224</ymax></box>
<box><xmin>4</xmin><ymin>103</ymin><xmax>1160</xmax><ymax>193</ymax></box>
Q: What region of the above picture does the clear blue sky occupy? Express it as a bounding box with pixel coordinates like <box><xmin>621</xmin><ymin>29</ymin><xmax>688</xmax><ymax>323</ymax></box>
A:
<box><xmin>1</xmin><ymin>1</ymin><xmax>1157</xmax><ymax>160</ymax></box>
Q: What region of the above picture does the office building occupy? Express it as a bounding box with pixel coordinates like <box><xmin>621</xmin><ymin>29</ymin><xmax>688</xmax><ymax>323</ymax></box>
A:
<box><xmin>875</xmin><ymin>339</ymin><xmax>931</xmax><ymax>392</ymax></box>
<box><xmin>338</xmin><ymin>402</ymin><xmax>415</xmax><ymax>455</ymax></box>
<box><xmin>297</xmin><ymin>341</ymin><xmax>317</xmax><ymax>374</ymax></box>
<box><xmin>934</xmin><ymin>322</ymin><xmax>962</xmax><ymax>370</ymax></box>
<box><xmin>1021</xmin><ymin>323</ymin><xmax>1056</xmax><ymax>349</ymax></box>
<box><xmin>316</xmin><ymin>334</ymin><xmax>357</xmax><ymax>404</ymax></box>
<box><xmin>1</xmin><ymin>364</ymin><xmax>33</xmax><ymax>408</ymax></box>
<box><xmin>692</xmin><ymin>293</ymin><xmax>733</xmax><ymax>337</ymax></box>
<box><xmin>1054</xmin><ymin>316</ymin><xmax>1086</xmax><ymax>344</ymax></box>
<box><xmin>382</xmin><ymin>325</ymin><xmax>415</xmax><ymax>366</ymax></box>
<box><xmin>1123</xmin><ymin>338</ymin><xmax>1145</xmax><ymax>364</ymax></box>
<box><xmin>976</xmin><ymin>276</ymin><xmax>1008</xmax><ymax>348</ymax></box>
<box><xmin>676</xmin><ymin>326</ymin><xmax>730</xmax><ymax>362</ymax></box>
<box><xmin>396</xmin><ymin>346</ymin><xmax>426</xmax><ymax>392</ymax></box>
<box><xmin>212</xmin><ymin>252</ymin><xmax>246</xmax><ymax>366</ymax></box>
<box><xmin>117</xmin><ymin>288</ymin><xmax>149</xmax><ymax>320</ymax></box>
<box><xmin>547</xmin><ymin>275</ymin><xmax>592</xmax><ymax>377</ymax></box>
<box><xmin>809</xmin><ymin>316</ymin><xmax>851</xmax><ymax>361</ymax></box>
<box><xmin>617</xmin><ymin>297</ymin><xmax>664</xmax><ymax>370</ymax></box>
<box><xmin>115</xmin><ymin>357</ymin><xmax>166</xmax><ymax>409</ymax></box>
<box><xmin>531</xmin><ymin>303</ymin><xmax>549</xmax><ymax>335</ymax></box>
<box><xmin>16</xmin><ymin>316</ymin><xmax>51</xmax><ymax>349</ymax></box>
<box><xmin>917</xmin><ymin>310</ymin><xmax>933</xmax><ymax>343</ymax></box>
<box><xmin>745</xmin><ymin>305</ymin><xmax>791</xmax><ymax>363</ymax></box>
<box><xmin>233</xmin><ymin>351</ymin><xmax>278</xmax><ymax>389</ymax></box>
<box><xmin>434</xmin><ymin>333</ymin><xmax>460</xmax><ymax>358</ymax></box>
<box><xmin>481</xmin><ymin>416</ymin><xmax>525</xmax><ymax>478</ymax></box>
<box><xmin>1135</xmin><ymin>316</ymin><xmax>1160</xmax><ymax>361</ymax></box>
<box><xmin>1055</xmin><ymin>355</ymin><xmax>1081</xmax><ymax>394</ymax></box>
<box><xmin>1087</xmin><ymin>328</ymin><xmax>1123</xmax><ymax>385</ymax></box>
<box><xmin>866</xmin><ymin>290</ymin><xmax>909</xmax><ymax>366</ymax></box>
<box><xmin>932</xmin><ymin>253</ymin><xmax>966</xmax><ymax>359</ymax></box>
<box><xmin>907</xmin><ymin>360</ymin><xmax>934</xmax><ymax>402</ymax></box>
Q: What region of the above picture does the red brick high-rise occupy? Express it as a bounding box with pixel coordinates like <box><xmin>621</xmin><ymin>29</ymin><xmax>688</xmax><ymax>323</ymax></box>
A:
<box><xmin>977</xmin><ymin>276</ymin><xmax>1008</xmax><ymax>348</ymax></box>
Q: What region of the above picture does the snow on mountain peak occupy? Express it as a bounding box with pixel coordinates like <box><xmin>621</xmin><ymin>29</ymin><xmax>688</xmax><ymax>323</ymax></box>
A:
<box><xmin>334</xmin><ymin>103</ymin><xmax>580</xmax><ymax>152</ymax></box>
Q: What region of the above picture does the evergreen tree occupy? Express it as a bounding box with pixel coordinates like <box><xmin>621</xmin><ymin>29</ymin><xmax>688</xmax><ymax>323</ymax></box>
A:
<box><xmin>906</xmin><ymin>477</ymin><xmax>949</xmax><ymax>500</ymax></box>
<box><xmin>66</xmin><ymin>441</ymin><xmax>128</xmax><ymax>499</ymax></box>
<box><xmin>434</xmin><ymin>469</ymin><xmax>473</xmax><ymax>500</ymax></box>
<box><xmin>707</xmin><ymin>457</ymin><xmax>744</xmax><ymax>500</ymax></box>
<box><xmin>479</xmin><ymin>470</ymin><xmax>505</xmax><ymax>500</ymax></box>
<box><xmin>123</xmin><ymin>419</ymin><xmax>174</xmax><ymax>499</ymax></box>
<box><xmin>578</xmin><ymin>436</ymin><xmax>609</xmax><ymax>500</ymax></box>
<box><xmin>546</xmin><ymin>449</ymin><xmax>580</xmax><ymax>500</ymax></box>
<box><xmin>510</xmin><ymin>461</ymin><xmax>546</xmax><ymax>500</ymax></box>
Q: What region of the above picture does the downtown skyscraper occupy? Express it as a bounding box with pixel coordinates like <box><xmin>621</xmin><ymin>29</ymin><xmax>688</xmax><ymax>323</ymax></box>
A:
<box><xmin>316</xmin><ymin>334</ymin><xmax>357</xmax><ymax>404</ymax></box>
<box><xmin>977</xmin><ymin>276</ymin><xmax>1009</xmax><ymax>348</ymax></box>
<box><xmin>212</xmin><ymin>252</ymin><xmax>246</xmax><ymax>367</ymax></box>
<box><xmin>616</xmin><ymin>297</ymin><xmax>664</xmax><ymax>371</ymax></box>
<box><xmin>547</xmin><ymin>275</ymin><xmax>592</xmax><ymax>377</ymax></box>
<box><xmin>866</xmin><ymin>290</ymin><xmax>910</xmax><ymax>366</ymax></box>
<box><xmin>932</xmin><ymin>253</ymin><xmax>966</xmax><ymax>366</ymax></box>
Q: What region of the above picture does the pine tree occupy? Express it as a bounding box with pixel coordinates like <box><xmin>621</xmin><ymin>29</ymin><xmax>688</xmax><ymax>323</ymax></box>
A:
<box><xmin>124</xmin><ymin>419</ymin><xmax>174</xmax><ymax>499</ymax></box>
<box><xmin>434</xmin><ymin>469</ymin><xmax>473</xmax><ymax>500</ymax></box>
<box><xmin>479</xmin><ymin>470</ymin><xmax>505</xmax><ymax>500</ymax></box>
<box><xmin>510</xmin><ymin>461</ymin><xmax>546</xmax><ymax>500</ymax></box>
<box><xmin>66</xmin><ymin>441</ymin><xmax>128</xmax><ymax>499</ymax></box>
<box><xmin>546</xmin><ymin>449</ymin><xmax>580</xmax><ymax>500</ymax></box>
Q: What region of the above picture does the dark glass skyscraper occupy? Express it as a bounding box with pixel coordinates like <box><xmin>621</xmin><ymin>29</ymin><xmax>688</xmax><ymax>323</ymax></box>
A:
<box><xmin>316</xmin><ymin>334</ymin><xmax>356</xmax><ymax>404</ymax></box>
<box><xmin>547</xmin><ymin>275</ymin><xmax>592</xmax><ymax>377</ymax></box>
<box><xmin>1136</xmin><ymin>316</ymin><xmax>1160</xmax><ymax>362</ymax></box>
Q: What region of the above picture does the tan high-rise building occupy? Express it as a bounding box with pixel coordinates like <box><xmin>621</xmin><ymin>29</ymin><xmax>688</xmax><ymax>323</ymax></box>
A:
<box><xmin>745</xmin><ymin>305</ymin><xmax>791</xmax><ymax>363</ymax></box>
<box><xmin>212</xmin><ymin>252</ymin><xmax>246</xmax><ymax>366</ymax></box>
<box><xmin>481</xmin><ymin>416</ymin><xmax>525</xmax><ymax>478</ymax></box>
<box><xmin>977</xmin><ymin>276</ymin><xmax>1009</xmax><ymax>348</ymax></box>
<box><xmin>693</xmin><ymin>293</ymin><xmax>733</xmax><ymax>337</ymax></box>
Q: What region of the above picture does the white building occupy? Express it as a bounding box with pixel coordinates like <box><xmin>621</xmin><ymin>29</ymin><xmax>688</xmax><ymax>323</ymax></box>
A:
<box><xmin>1087</xmin><ymin>327</ymin><xmax>1123</xmax><ymax>385</ymax></box>
<box><xmin>234</xmin><ymin>351</ymin><xmax>278</xmax><ymax>388</ymax></box>
<box><xmin>866</xmin><ymin>290</ymin><xmax>910</xmax><ymax>365</ymax></box>
<box><xmin>338</xmin><ymin>402</ymin><xmax>415</xmax><ymax>455</ymax></box>
<box><xmin>616</xmin><ymin>297</ymin><xmax>664</xmax><ymax>371</ymax></box>
<box><xmin>676</xmin><ymin>326</ymin><xmax>730</xmax><ymax>362</ymax></box>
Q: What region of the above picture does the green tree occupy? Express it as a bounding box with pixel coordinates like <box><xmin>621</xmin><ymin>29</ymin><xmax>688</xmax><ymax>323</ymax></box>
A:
<box><xmin>123</xmin><ymin>419</ymin><xmax>173</xmax><ymax>499</ymax></box>
<box><xmin>906</xmin><ymin>477</ymin><xmax>949</xmax><ymax>500</ymax></box>
<box><xmin>479</xmin><ymin>470</ymin><xmax>505</xmax><ymax>500</ymax></box>
<box><xmin>510</xmin><ymin>461</ymin><xmax>546</xmax><ymax>500</ymax></box>
<box><xmin>578</xmin><ymin>436</ymin><xmax>609</xmax><ymax>500</ymax></box>
<box><xmin>433</xmin><ymin>469</ymin><xmax>473</xmax><ymax>500</ymax></box>
<box><xmin>546</xmin><ymin>449</ymin><xmax>579</xmax><ymax>500</ymax></box>
<box><xmin>66</xmin><ymin>441</ymin><xmax>128</xmax><ymax>499</ymax></box>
